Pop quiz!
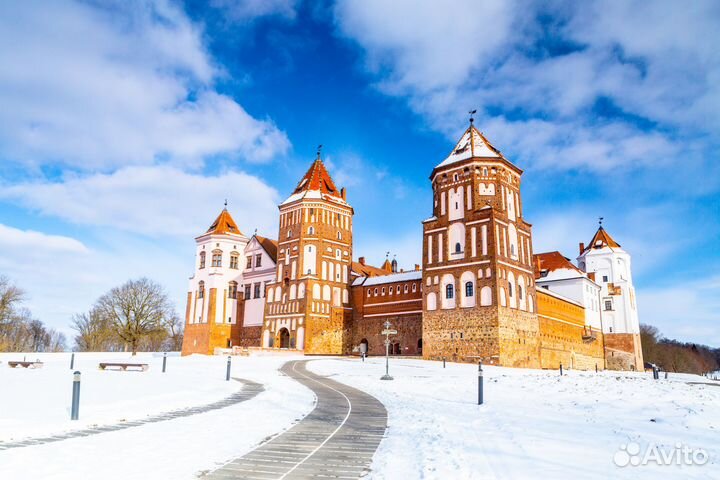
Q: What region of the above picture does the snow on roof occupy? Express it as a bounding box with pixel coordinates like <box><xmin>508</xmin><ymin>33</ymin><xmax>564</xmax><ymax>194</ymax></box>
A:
<box><xmin>352</xmin><ymin>270</ymin><xmax>422</xmax><ymax>287</ymax></box>
<box><xmin>435</xmin><ymin>124</ymin><xmax>500</xmax><ymax>169</ymax></box>
<box><xmin>536</xmin><ymin>286</ymin><xmax>584</xmax><ymax>308</ymax></box>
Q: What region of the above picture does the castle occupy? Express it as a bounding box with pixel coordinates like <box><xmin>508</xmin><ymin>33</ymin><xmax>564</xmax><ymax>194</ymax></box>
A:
<box><xmin>181</xmin><ymin>123</ymin><xmax>644</xmax><ymax>371</ymax></box>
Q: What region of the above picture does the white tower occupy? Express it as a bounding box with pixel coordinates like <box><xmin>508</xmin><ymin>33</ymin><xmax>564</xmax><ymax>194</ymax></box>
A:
<box><xmin>182</xmin><ymin>207</ymin><xmax>248</xmax><ymax>355</ymax></box>
<box><xmin>577</xmin><ymin>222</ymin><xmax>643</xmax><ymax>370</ymax></box>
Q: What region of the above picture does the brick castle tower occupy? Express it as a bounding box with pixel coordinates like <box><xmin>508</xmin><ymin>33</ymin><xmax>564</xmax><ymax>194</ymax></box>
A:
<box><xmin>261</xmin><ymin>152</ymin><xmax>354</xmax><ymax>354</ymax></box>
<box><xmin>421</xmin><ymin>122</ymin><xmax>541</xmax><ymax>367</ymax></box>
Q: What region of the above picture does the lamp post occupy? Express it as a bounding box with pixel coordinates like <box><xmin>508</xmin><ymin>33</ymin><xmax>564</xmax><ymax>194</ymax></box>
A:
<box><xmin>380</xmin><ymin>320</ymin><xmax>396</xmax><ymax>381</ymax></box>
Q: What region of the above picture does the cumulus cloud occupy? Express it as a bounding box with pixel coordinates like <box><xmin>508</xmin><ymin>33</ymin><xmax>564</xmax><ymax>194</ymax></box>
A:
<box><xmin>0</xmin><ymin>0</ymin><xmax>290</xmax><ymax>171</ymax></box>
<box><xmin>0</xmin><ymin>166</ymin><xmax>281</xmax><ymax>238</ymax></box>
<box><xmin>0</xmin><ymin>224</ymin><xmax>88</xmax><ymax>255</ymax></box>
<box><xmin>334</xmin><ymin>0</ymin><xmax>720</xmax><ymax>172</ymax></box>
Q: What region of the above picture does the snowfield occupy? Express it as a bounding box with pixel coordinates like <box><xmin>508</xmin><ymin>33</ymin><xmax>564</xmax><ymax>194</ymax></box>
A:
<box><xmin>0</xmin><ymin>353</ymin><xmax>718</xmax><ymax>479</ymax></box>
<box><xmin>0</xmin><ymin>352</ymin><xmax>314</xmax><ymax>480</ymax></box>
<box><xmin>308</xmin><ymin>357</ymin><xmax>720</xmax><ymax>480</ymax></box>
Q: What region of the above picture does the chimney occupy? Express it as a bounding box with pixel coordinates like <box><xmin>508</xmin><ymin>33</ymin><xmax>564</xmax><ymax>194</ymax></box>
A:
<box><xmin>340</xmin><ymin>187</ymin><xmax>346</xmax><ymax>200</ymax></box>
<box><xmin>579</xmin><ymin>242</ymin><xmax>585</xmax><ymax>255</ymax></box>
<box><xmin>359</xmin><ymin>256</ymin><xmax>366</xmax><ymax>265</ymax></box>
<box><xmin>400</xmin><ymin>268</ymin><xmax>405</xmax><ymax>273</ymax></box>
<box><xmin>414</xmin><ymin>264</ymin><xmax>420</xmax><ymax>271</ymax></box>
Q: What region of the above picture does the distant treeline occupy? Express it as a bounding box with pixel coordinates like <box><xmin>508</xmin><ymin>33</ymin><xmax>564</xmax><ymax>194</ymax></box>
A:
<box><xmin>641</xmin><ymin>324</ymin><xmax>720</xmax><ymax>375</ymax></box>
<box><xmin>0</xmin><ymin>276</ymin><xmax>66</xmax><ymax>352</ymax></box>
<box><xmin>0</xmin><ymin>275</ymin><xmax>182</xmax><ymax>354</ymax></box>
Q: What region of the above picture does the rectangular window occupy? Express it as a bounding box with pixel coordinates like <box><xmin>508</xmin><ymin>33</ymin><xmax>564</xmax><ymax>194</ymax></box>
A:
<box><xmin>244</xmin><ymin>284</ymin><xmax>251</xmax><ymax>299</ymax></box>
<box><xmin>602</xmin><ymin>275</ymin><xmax>608</xmax><ymax>282</ymax></box>
<box><xmin>255</xmin><ymin>254</ymin><xmax>262</xmax><ymax>268</ymax></box>
<box><xmin>604</xmin><ymin>299</ymin><xmax>613</xmax><ymax>311</ymax></box>
<box><xmin>254</xmin><ymin>283</ymin><xmax>261</xmax><ymax>299</ymax></box>
<box><xmin>230</xmin><ymin>255</ymin><xmax>238</xmax><ymax>269</ymax></box>
<box><xmin>246</xmin><ymin>256</ymin><xmax>252</xmax><ymax>269</ymax></box>
<box><xmin>228</xmin><ymin>283</ymin><xmax>237</xmax><ymax>299</ymax></box>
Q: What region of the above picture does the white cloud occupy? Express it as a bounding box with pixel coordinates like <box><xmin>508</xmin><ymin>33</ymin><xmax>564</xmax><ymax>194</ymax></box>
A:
<box><xmin>0</xmin><ymin>166</ymin><xmax>281</xmax><ymax>238</ymax></box>
<box><xmin>0</xmin><ymin>0</ymin><xmax>290</xmax><ymax>170</ymax></box>
<box><xmin>210</xmin><ymin>0</ymin><xmax>299</xmax><ymax>21</ymax></box>
<box><xmin>638</xmin><ymin>277</ymin><xmax>720</xmax><ymax>347</ymax></box>
<box><xmin>333</xmin><ymin>0</ymin><xmax>719</xmax><ymax>172</ymax></box>
<box><xmin>0</xmin><ymin>224</ymin><xmax>88</xmax><ymax>254</ymax></box>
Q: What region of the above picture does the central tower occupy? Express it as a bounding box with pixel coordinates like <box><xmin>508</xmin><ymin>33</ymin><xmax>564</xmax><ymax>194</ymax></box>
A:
<box><xmin>261</xmin><ymin>152</ymin><xmax>354</xmax><ymax>354</ymax></box>
<box><xmin>421</xmin><ymin>123</ymin><xmax>540</xmax><ymax>367</ymax></box>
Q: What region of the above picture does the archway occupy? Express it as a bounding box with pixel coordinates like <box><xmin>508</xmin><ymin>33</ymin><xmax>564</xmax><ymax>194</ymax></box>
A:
<box><xmin>279</xmin><ymin>328</ymin><xmax>290</xmax><ymax>349</ymax></box>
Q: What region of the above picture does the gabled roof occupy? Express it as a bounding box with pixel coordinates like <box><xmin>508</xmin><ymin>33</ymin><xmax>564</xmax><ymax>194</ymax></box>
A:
<box><xmin>254</xmin><ymin>235</ymin><xmax>278</xmax><ymax>263</ymax></box>
<box><xmin>534</xmin><ymin>251</ymin><xmax>585</xmax><ymax>280</ymax></box>
<box><xmin>582</xmin><ymin>226</ymin><xmax>621</xmax><ymax>254</ymax></box>
<box><xmin>203</xmin><ymin>208</ymin><xmax>243</xmax><ymax>236</ymax></box>
<box><xmin>436</xmin><ymin>124</ymin><xmax>501</xmax><ymax>169</ymax></box>
<box><xmin>351</xmin><ymin>260</ymin><xmax>387</xmax><ymax>278</ymax></box>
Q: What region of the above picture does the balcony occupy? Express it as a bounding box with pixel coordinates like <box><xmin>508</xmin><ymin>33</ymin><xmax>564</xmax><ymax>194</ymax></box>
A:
<box><xmin>582</xmin><ymin>326</ymin><xmax>598</xmax><ymax>343</ymax></box>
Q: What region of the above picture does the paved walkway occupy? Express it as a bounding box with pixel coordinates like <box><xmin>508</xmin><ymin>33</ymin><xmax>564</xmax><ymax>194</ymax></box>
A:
<box><xmin>0</xmin><ymin>378</ymin><xmax>264</xmax><ymax>451</ymax></box>
<box><xmin>207</xmin><ymin>360</ymin><xmax>388</xmax><ymax>480</ymax></box>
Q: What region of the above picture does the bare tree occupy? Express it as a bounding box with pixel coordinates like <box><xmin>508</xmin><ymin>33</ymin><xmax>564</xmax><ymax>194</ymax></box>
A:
<box><xmin>71</xmin><ymin>309</ymin><xmax>116</xmax><ymax>352</ymax></box>
<box><xmin>95</xmin><ymin>278</ymin><xmax>174</xmax><ymax>355</ymax></box>
<box><xmin>164</xmin><ymin>314</ymin><xmax>184</xmax><ymax>352</ymax></box>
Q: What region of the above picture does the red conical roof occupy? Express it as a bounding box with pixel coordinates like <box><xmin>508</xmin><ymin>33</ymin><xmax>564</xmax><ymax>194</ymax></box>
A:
<box><xmin>204</xmin><ymin>208</ymin><xmax>242</xmax><ymax>236</ymax></box>
<box><xmin>292</xmin><ymin>157</ymin><xmax>341</xmax><ymax>198</ymax></box>
<box><xmin>583</xmin><ymin>226</ymin><xmax>621</xmax><ymax>253</ymax></box>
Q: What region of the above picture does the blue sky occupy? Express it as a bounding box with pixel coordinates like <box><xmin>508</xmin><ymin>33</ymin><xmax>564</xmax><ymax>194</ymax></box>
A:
<box><xmin>0</xmin><ymin>1</ymin><xmax>718</xmax><ymax>346</ymax></box>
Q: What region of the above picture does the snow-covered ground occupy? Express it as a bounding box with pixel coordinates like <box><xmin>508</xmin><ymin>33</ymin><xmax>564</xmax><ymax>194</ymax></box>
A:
<box><xmin>1</xmin><ymin>353</ymin><xmax>717</xmax><ymax>479</ymax></box>
<box><xmin>0</xmin><ymin>352</ymin><xmax>314</xmax><ymax>480</ymax></box>
<box><xmin>309</xmin><ymin>358</ymin><xmax>719</xmax><ymax>480</ymax></box>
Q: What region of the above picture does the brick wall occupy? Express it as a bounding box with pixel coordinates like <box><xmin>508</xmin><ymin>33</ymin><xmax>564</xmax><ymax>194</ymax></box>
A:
<box><xmin>605</xmin><ymin>333</ymin><xmax>644</xmax><ymax>371</ymax></box>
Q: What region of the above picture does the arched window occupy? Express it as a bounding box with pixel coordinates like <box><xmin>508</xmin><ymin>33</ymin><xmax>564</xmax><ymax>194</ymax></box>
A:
<box><xmin>228</xmin><ymin>281</ymin><xmax>238</xmax><ymax>299</ymax></box>
<box><xmin>483</xmin><ymin>167</ymin><xmax>488</xmax><ymax>176</ymax></box>
<box><xmin>308</xmin><ymin>226</ymin><xmax>315</xmax><ymax>235</ymax></box>
<box><xmin>287</xmin><ymin>230</ymin><xmax>292</xmax><ymax>238</ymax></box>
<box><xmin>480</xmin><ymin>286</ymin><xmax>492</xmax><ymax>306</ymax></box>
<box><xmin>211</xmin><ymin>250</ymin><xmax>222</xmax><ymax>267</ymax></box>
<box><xmin>427</xmin><ymin>292</ymin><xmax>437</xmax><ymax>310</ymax></box>
<box><xmin>229</xmin><ymin>252</ymin><xmax>239</xmax><ymax>269</ymax></box>
<box><xmin>198</xmin><ymin>281</ymin><xmax>205</xmax><ymax>299</ymax></box>
<box><xmin>367</xmin><ymin>289</ymin><xmax>372</xmax><ymax>297</ymax></box>
<box><xmin>404</xmin><ymin>284</ymin><xmax>409</xmax><ymax>293</ymax></box>
<box><xmin>455</xmin><ymin>242</ymin><xmax>462</xmax><ymax>253</ymax></box>
<box><xmin>465</xmin><ymin>281</ymin><xmax>474</xmax><ymax>298</ymax></box>
<box><xmin>298</xmin><ymin>283</ymin><xmax>306</xmax><ymax>299</ymax></box>
<box><xmin>508</xmin><ymin>282</ymin><xmax>513</xmax><ymax>297</ymax></box>
<box><xmin>412</xmin><ymin>283</ymin><xmax>417</xmax><ymax>292</ymax></box>
<box><xmin>337</xmin><ymin>232</ymin><xmax>342</xmax><ymax>240</ymax></box>
<box><xmin>518</xmin><ymin>285</ymin><xmax>523</xmax><ymax>300</ymax></box>
<box><xmin>446</xmin><ymin>284</ymin><xmax>454</xmax><ymax>299</ymax></box>
<box><xmin>199</xmin><ymin>251</ymin><xmax>206</xmax><ymax>269</ymax></box>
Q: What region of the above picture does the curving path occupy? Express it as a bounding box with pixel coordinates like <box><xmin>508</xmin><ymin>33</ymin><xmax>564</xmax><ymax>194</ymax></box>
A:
<box><xmin>207</xmin><ymin>360</ymin><xmax>388</xmax><ymax>479</ymax></box>
<box><xmin>0</xmin><ymin>378</ymin><xmax>264</xmax><ymax>451</ymax></box>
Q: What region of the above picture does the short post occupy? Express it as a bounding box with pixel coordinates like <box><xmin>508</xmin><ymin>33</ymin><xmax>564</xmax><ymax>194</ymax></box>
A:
<box><xmin>595</xmin><ymin>363</ymin><xmax>598</xmax><ymax>373</ymax></box>
<box><xmin>664</xmin><ymin>371</ymin><xmax>668</xmax><ymax>380</ymax></box>
<box><xmin>70</xmin><ymin>352</ymin><xmax>75</xmax><ymax>370</ymax></box>
<box><xmin>559</xmin><ymin>363</ymin><xmax>563</xmax><ymax>376</ymax></box>
<box><xmin>443</xmin><ymin>357</ymin><xmax>446</xmax><ymax>368</ymax></box>
<box><xmin>71</xmin><ymin>371</ymin><xmax>81</xmax><ymax>420</ymax></box>
<box><xmin>361</xmin><ymin>352</ymin><xmax>365</xmax><ymax>362</ymax></box>
<box><xmin>653</xmin><ymin>367</ymin><xmax>658</xmax><ymax>380</ymax></box>
<box><xmin>478</xmin><ymin>361</ymin><xmax>484</xmax><ymax>405</ymax></box>
<box><xmin>226</xmin><ymin>356</ymin><xmax>231</xmax><ymax>381</ymax></box>
<box><xmin>162</xmin><ymin>352</ymin><xmax>167</xmax><ymax>373</ymax></box>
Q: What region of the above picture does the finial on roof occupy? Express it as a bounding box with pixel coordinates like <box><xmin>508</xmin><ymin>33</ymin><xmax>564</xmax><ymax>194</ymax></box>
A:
<box><xmin>599</xmin><ymin>216</ymin><xmax>604</xmax><ymax>227</ymax></box>
<box><xmin>469</xmin><ymin>109</ymin><xmax>477</xmax><ymax>124</ymax></box>
<box><xmin>254</xmin><ymin>228</ymin><xmax>257</xmax><ymax>236</ymax></box>
<box><xmin>386</xmin><ymin>251</ymin><xmax>390</xmax><ymax>259</ymax></box>
<box><xmin>224</xmin><ymin>198</ymin><xmax>228</xmax><ymax>209</ymax></box>
<box><xmin>316</xmin><ymin>144</ymin><xmax>323</xmax><ymax>159</ymax></box>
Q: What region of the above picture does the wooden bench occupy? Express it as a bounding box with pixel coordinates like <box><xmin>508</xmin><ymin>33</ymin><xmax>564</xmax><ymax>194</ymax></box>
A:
<box><xmin>99</xmin><ymin>362</ymin><xmax>149</xmax><ymax>372</ymax></box>
<box><xmin>8</xmin><ymin>361</ymin><xmax>44</xmax><ymax>369</ymax></box>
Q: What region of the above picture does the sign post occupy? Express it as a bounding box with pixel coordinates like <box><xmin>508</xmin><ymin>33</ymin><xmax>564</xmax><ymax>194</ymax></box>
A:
<box><xmin>380</xmin><ymin>320</ymin><xmax>396</xmax><ymax>381</ymax></box>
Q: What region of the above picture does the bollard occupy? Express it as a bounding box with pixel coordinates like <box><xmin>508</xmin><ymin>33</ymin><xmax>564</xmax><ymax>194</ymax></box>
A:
<box><xmin>560</xmin><ymin>363</ymin><xmax>563</xmax><ymax>376</ymax></box>
<box><xmin>478</xmin><ymin>361</ymin><xmax>484</xmax><ymax>405</ymax></box>
<box><xmin>71</xmin><ymin>371</ymin><xmax>81</xmax><ymax>420</ymax></box>
<box><xmin>665</xmin><ymin>371</ymin><xmax>668</xmax><ymax>380</ymax></box>
<box><xmin>162</xmin><ymin>352</ymin><xmax>167</xmax><ymax>373</ymax></box>
<box><xmin>595</xmin><ymin>363</ymin><xmax>598</xmax><ymax>373</ymax></box>
<box><xmin>226</xmin><ymin>356</ymin><xmax>231</xmax><ymax>381</ymax></box>
<box><xmin>70</xmin><ymin>352</ymin><xmax>75</xmax><ymax>370</ymax></box>
<box><xmin>443</xmin><ymin>357</ymin><xmax>446</xmax><ymax>369</ymax></box>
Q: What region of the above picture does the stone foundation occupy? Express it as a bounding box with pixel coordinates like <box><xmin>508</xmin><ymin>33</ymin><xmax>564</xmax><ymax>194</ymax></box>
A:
<box><xmin>604</xmin><ymin>333</ymin><xmax>644</xmax><ymax>371</ymax></box>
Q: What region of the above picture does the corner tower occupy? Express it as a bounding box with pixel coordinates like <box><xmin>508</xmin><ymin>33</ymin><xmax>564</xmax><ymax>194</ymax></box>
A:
<box><xmin>261</xmin><ymin>152</ymin><xmax>354</xmax><ymax>354</ymax></box>
<box><xmin>421</xmin><ymin>122</ymin><xmax>540</xmax><ymax>367</ymax></box>
<box><xmin>578</xmin><ymin>224</ymin><xmax>644</xmax><ymax>370</ymax></box>
<box><xmin>182</xmin><ymin>207</ymin><xmax>248</xmax><ymax>355</ymax></box>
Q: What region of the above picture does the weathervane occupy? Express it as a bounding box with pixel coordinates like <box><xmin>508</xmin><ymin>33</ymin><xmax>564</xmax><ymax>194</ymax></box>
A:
<box><xmin>316</xmin><ymin>144</ymin><xmax>323</xmax><ymax>159</ymax></box>
<box><xmin>599</xmin><ymin>216</ymin><xmax>604</xmax><ymax>227</ymax></box>
<box><xmin>224</xmin><ymin>198</ymin><xmax>228</xmax><ymax>208</ymax></box>
<box><xmin>469</xmin><ymin>109</ymin><xmax>477</xmax><ymax>124</ymax></box>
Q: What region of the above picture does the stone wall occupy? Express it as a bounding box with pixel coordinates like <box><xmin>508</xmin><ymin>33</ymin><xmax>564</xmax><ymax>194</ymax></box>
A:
<box><xmin>304</xmin><ymin>308</ymin><xmax>351</xmax><ymax>355</ymax></box>
<box><xmin>498</xmin><ymin>308</ymin><xmax>541</xmax><ymax>368</ymax></box>
<box><xmin>351</xmin><ymin>313</ymin><xmax>423</xmax><ymax>356</ymax></box>
<box><xmin>605</xmin><ymin>333</ymin><xmax>644</xmax><ymax>371</ymax></box>
<box><xmin>239</xmin><ymin>326</ymin><xmax>262</xmax><ymax>347</ymax></box>
<box><xmin>422</xmin><ymin>307</ymin><xmax>501</xmax><ymax>363</ymax></box>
